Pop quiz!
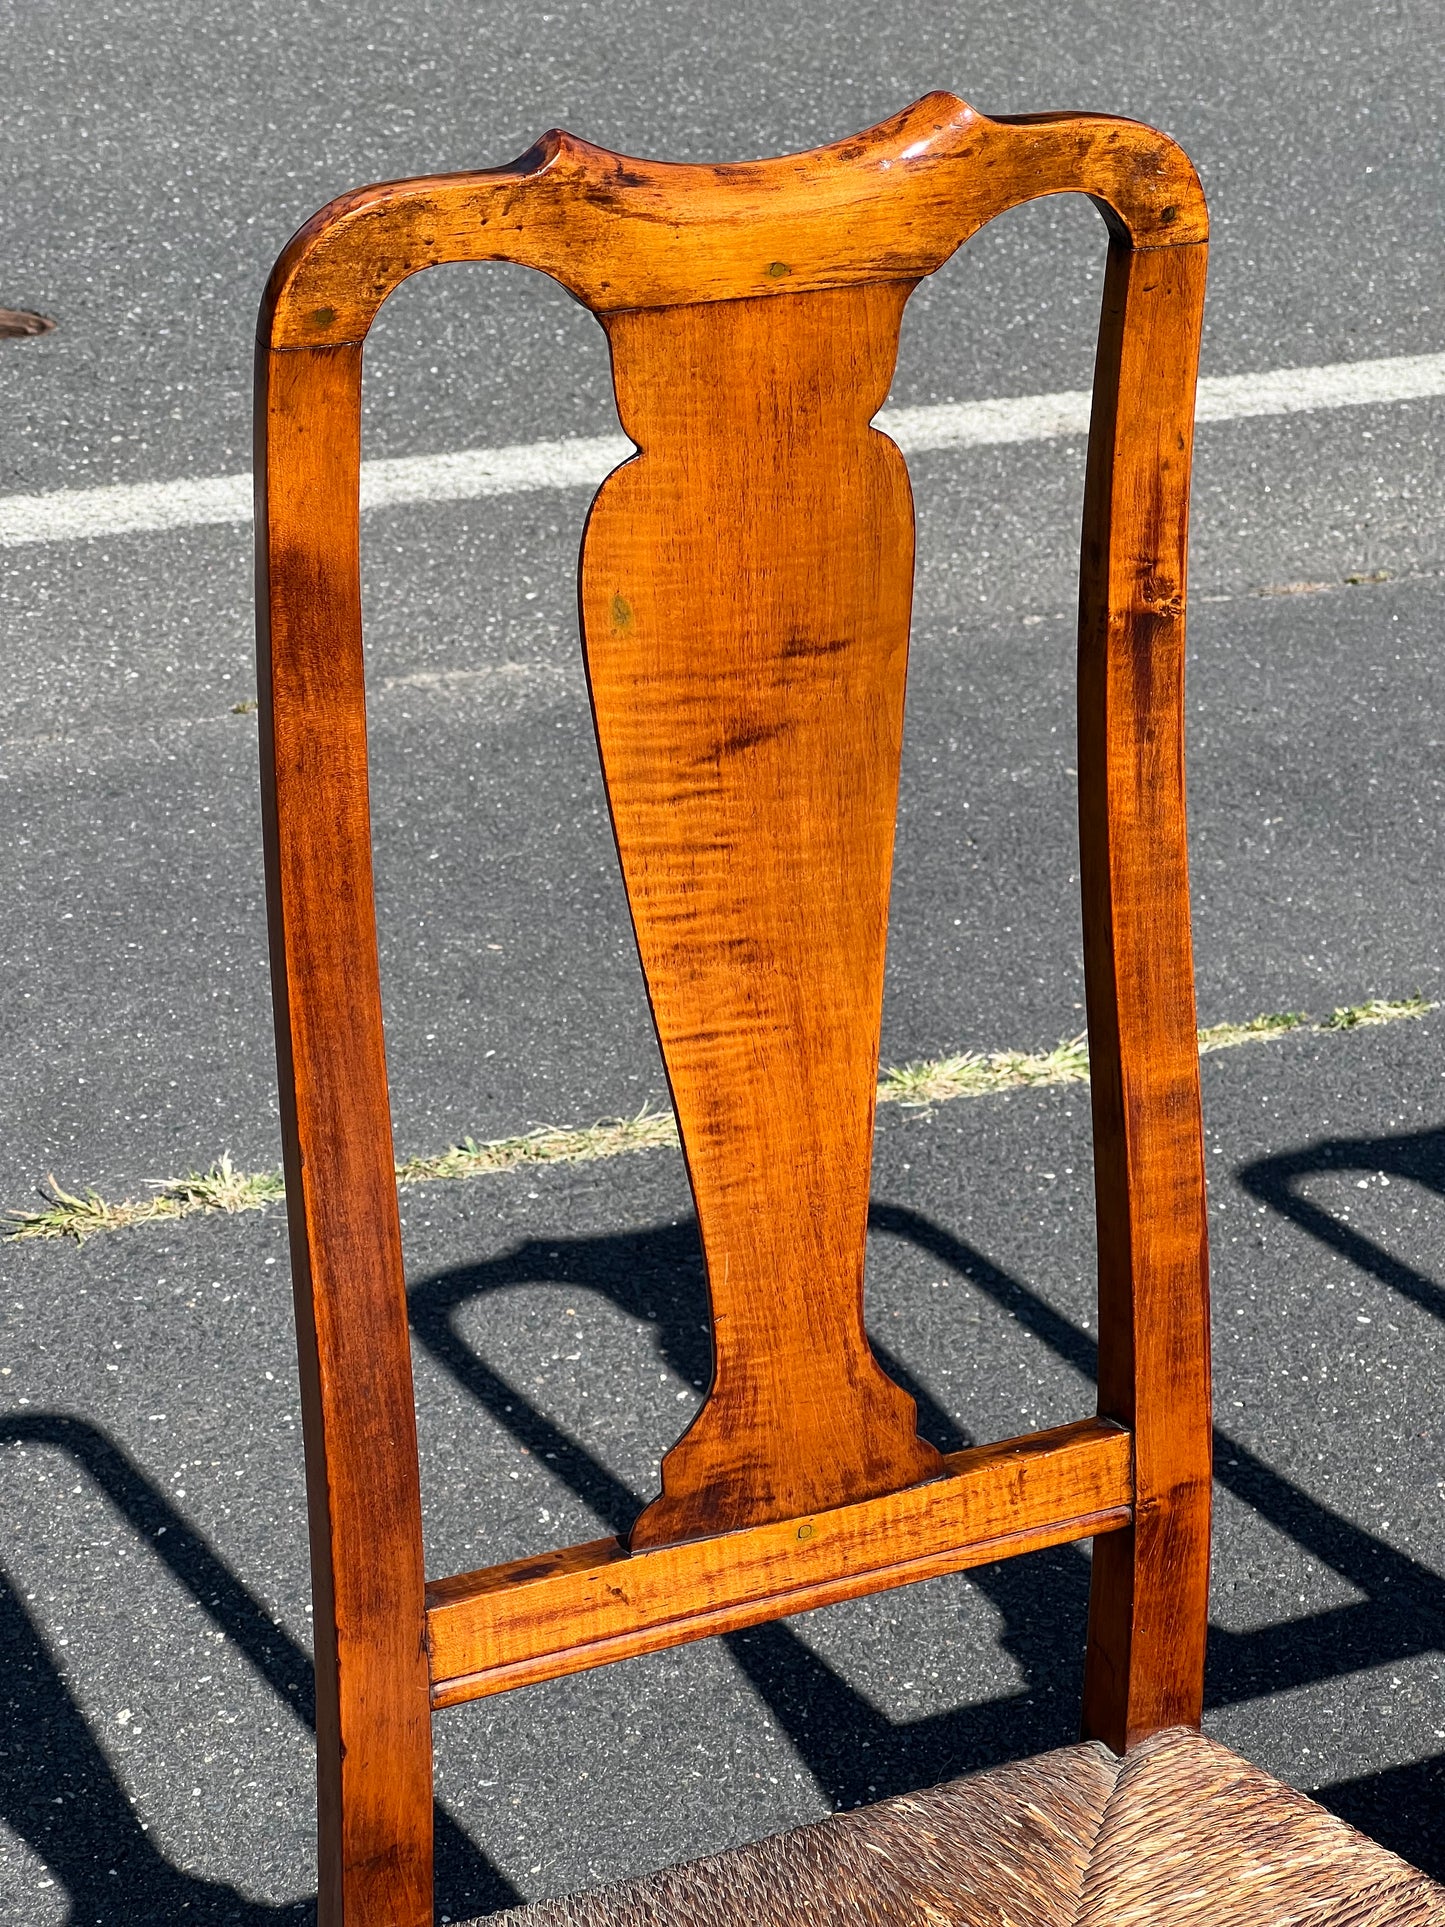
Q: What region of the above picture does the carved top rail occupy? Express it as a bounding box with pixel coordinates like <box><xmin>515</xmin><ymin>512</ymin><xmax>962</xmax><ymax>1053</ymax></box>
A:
<box><xmin>262</xmin><ymin>91</ymin><xmax>1205</xmax><ymax>344</ymax></box>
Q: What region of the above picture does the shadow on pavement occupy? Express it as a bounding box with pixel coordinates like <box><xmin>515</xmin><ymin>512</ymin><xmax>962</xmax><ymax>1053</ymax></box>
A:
<box><xmin>1315</xmin><ymin>1753</ymin><xmax>1445</xmax><ymax>1879</ymax></box>
<box><xmin>0</xmin><ymin>1555</ymin><xmax>292</xmax><ymax>1926</ymax></box>
<box><xmin>1239</xmin><ymin>1122</ymin><xmax>1445</xmax><ymax>1323</ymax></box>
<box><xmin>408</xmin><ymin>1179</ymin><xmax>1445</xmax><ymax>1877</ymax></box>
<box><xmin>6</xmin><ymin>1119</ymin><xmax>1440</xmax><ymax>1916</ymax></box>
<box><xmin>0</xmin><ymin>1413</ymin><xmax>519</xmax><ymax>1925</ymax></box>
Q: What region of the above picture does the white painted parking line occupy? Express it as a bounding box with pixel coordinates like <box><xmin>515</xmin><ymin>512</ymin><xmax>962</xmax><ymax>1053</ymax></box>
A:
<box><xmin>2</xmin><ymin>350</ymin><xmax>1442</xmax><ymax>549</ymax></box>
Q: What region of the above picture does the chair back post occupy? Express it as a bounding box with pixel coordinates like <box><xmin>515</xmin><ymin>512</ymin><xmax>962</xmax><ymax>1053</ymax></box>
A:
<box><xmin>255</xmin><ymin>337</ymin><xmax>434</xmax><ymax>1925</ymax></box>
<box><xmin>1073</xmin><ymin>229</ymin><xmax>1212</xmax><ymax>1751</ymax></box>
<box><xmin>255</xmin><ymin>95</ymin><xmax>1208</xmax><ymax>1924</ymax></box>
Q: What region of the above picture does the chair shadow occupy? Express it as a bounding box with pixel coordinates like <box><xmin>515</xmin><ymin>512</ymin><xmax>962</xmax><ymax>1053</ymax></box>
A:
<box><xmin>11</xmin><ymin>1122</ymin><xmax>1437</xmax><ymax>1919</ymax></box>
<box><xmin>1234</xmin><ymin>1122</ymin><xmax>1445</xmax><ymax>1881</ymax></box>
<box><xmin>408</xmin><ymin>1186</ymin><xmax>1445</xmax><ymax>1880</ymax></box>
<box><xmin>1238</xmin><ymin>1122</ymin><xmax>1445</xmax><ymax>1325</ymax></box>
<box><xmin>0</xmin><ymin>1412</ymin><xmax>520</xmax><ymax>1926</ymax></box>
<box><xmin>1314</xmin><ymin>1754</ymin><xmax>1445</xmax><ymax>1880</ymax></box>
<box><xmin>870</xmin><ymin>1203</ymin><xmax>1445</xmax><ymax>1711</ymax></box>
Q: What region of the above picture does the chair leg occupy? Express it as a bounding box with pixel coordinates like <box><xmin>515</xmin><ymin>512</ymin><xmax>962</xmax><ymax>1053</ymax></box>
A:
<box><xmin>1082</xmin><ymin>1510</ymin><xmax>1209</xmax><ymax>1751</ymax></box>
<box><xmin>312</xmin><ymin>1628</ymin><xmax>435</xmax><ymax>1927</ymax></box>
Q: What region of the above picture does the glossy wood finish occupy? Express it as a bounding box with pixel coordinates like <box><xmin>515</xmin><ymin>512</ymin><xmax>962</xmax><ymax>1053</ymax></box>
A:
<box><xmin>264</xmin><ymin>93</ymin><xmax>1205</xmax><ymax>345</ymax></box>
<box><xmin>1075</xmin><ymin>236</ymin><xmax>1212</xmax><ymax>1752</ymax></box>
<box><xmin>584</xmin><ymin>281</ymin><xmax>944</xmax><ymax>1546</ymax></box>
<box><xmin>256</xmin><ymin>91</ymin><xmax>1210</xmax><ymax>1927</ymax></box>
<box><xmin>256</xmin><ymin>341</ymin><xmax>432</xmax><ymax>1927</ymax></box>
<box><xmin>428</xmin><ymin>1420</ymin><xmax>1131</xmax><ymax>1704</ymax></box>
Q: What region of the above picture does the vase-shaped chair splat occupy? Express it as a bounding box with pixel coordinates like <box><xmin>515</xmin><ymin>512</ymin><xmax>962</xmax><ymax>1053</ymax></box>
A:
<box><xmin>581</xmin><ymin>282</ymin><xmax>945</xmax><ymax>1549</ymax></box>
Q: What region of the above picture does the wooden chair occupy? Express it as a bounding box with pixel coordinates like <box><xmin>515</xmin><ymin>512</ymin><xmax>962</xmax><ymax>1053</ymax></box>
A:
<box><xmin>255</xmin><ymin>94</ymin><xmax>1445</xmax><ymax>1927</ymax></box>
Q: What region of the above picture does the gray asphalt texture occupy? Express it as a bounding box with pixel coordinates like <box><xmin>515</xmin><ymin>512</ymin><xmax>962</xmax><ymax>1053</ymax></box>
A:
<box><xmin>2</xmin><ymin>1</ymin><xmax>1444</xmax><ymax>1920</ymax></box>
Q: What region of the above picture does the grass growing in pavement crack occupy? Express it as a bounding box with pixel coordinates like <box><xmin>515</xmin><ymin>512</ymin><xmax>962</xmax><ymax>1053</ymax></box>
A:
<box><xmin>1319</xmin><ymin>995</ymin><xmax>1432</xmax><ymax>1029</ymax></box>
<box><xmin>7</xmin><ymin>1154</ymin><xmax>286</xmax><ymax>1241</ymax></box>
<box><xmin>877</xmin><ymin>1033</ymin><xmax>1090</xmax><ymax>1107</ymax></box>
<box><xmin>1196</xmin><ymin>1010</ymin><xmax>1309</xmax><ymax>1053</ymax></box>
<box><xmin>6</xmin><ymin>1114</ymin><xmax>680</xmax><ymax>1245</ymax></box>
<box><xmin>392</xmin><ymin>1107</ymin><xmax>680</xmax><ymax>1183</ymax></box>
<box><xmin>5</xmin><ymin>996</ymin><xmax>1433</xmax><ymax>1244</ymax></box>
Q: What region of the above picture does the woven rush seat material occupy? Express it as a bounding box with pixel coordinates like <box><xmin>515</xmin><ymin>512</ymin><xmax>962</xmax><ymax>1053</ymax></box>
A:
<box><xmin>485</xmin><ymin>1742</ymin><xmax>1116</xmax><ymax>1927</ymax></box>
<box><xmin>478</xmin><ymin>1730</ymin><xmax>1445</xmax><ymax>1927</ymax></box>
<box><xmin>1075</xmin><ymin>1728</ymin><xmax>1445</xmax><ymax>1926</ymax></box>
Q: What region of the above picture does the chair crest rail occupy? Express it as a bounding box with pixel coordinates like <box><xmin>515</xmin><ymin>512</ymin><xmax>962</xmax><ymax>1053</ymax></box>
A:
<box><xmin>261</xmin><ymin>91</ymin><xmax>1205</xmax><ymax>344</ymax></box>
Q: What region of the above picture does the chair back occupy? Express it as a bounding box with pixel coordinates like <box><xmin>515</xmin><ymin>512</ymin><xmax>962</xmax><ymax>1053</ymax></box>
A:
<box><xmin>255</xmin><ymin>93</ymin><xmax>1211</xmax><ymax>1927</ymax></box>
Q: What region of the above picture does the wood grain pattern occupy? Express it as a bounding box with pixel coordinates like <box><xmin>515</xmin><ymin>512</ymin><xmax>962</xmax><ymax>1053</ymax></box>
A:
<box><xmin>256</xmin><ymin>91</ymin><xmax>1212</xmax><ymax>1926</ymax></box>
<box><xmin>427</xmin><ymin>1420</ymin><xmax>1131</xmax><ymax>1704</ymax></box>
<box><xmin>583</xmin><ymin>282</ymin><xmax>943</xmax><ymax>1546</ymax></box>
<box><xmin>263</xmin><ymin>93</ymin><xmax>1205</xmax><ymax>347</ymax></box>
<box><xmin>1075</xmin><ymin>237</ymin><xmax>1211</xmax><ymax>1753</ymax></box>
<box><xmin>255</xmin><ymin>344</ymin><xmax>433</xmax><ymax>1926</ymax></box>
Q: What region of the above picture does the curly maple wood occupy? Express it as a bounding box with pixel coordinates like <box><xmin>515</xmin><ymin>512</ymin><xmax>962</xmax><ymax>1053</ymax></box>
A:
<box><xmin>583</xmin><ymin>280</ymin><xmax>946</xmax><ymax>1547</ymax></box>
<box><xmin>263</xmin><ymin>92</ymin><xmax>1205</xmax><ymax>343</ymax></box>
<box><xmin>257</xmin><ymin>92</ymin><xmax>1211</xmax><ymax>1927</ymax></box>
<box><xmin>426</xmin><ymin>1421</ymin><xmax>1132</xmax><ymax>1704</ymax></box>
<box><xmin>1075</xmin><ymin>236</ymin><xmax>1211</xmax><ymax>1753</ymax></box>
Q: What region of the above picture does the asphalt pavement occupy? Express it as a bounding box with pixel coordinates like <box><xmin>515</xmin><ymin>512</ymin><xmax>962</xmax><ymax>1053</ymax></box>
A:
<box><xmin>2</xmin><ymin>2</ymin><xmax>1443</xmax><ymax>1920</ymax></box>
